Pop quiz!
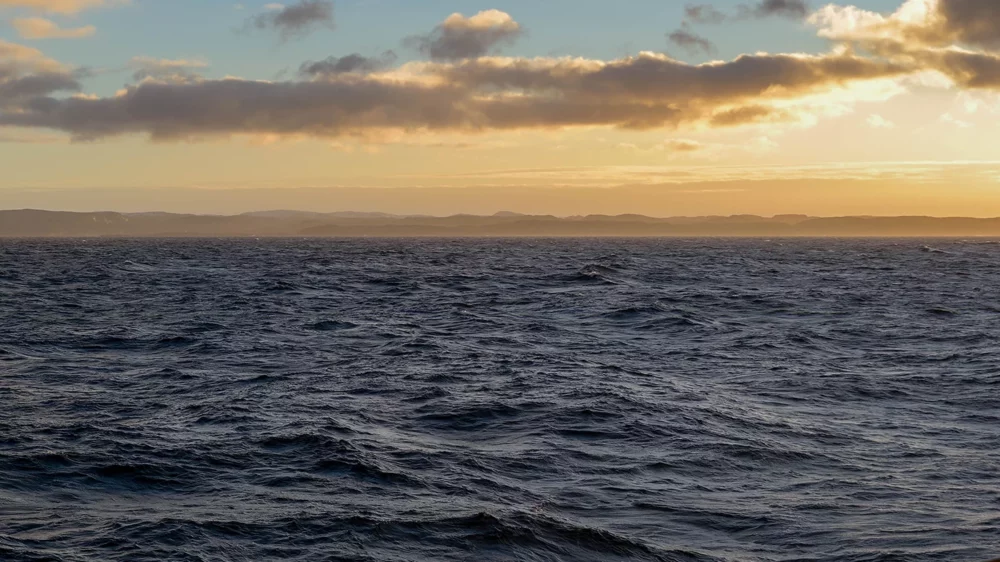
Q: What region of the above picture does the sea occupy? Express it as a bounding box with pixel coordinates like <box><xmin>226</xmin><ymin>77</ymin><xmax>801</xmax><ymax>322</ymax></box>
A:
<box><xmin>0</xmin><ymin>238</ymin><xmax>997</xmax><ymax>562</ymax></box>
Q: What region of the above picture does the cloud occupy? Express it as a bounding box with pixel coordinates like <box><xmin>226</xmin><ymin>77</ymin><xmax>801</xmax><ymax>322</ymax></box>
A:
<box><xmin>0</xmin><ymin>0</ymin><xmax>122</xmax><ymax>14</ymax></box>
<box><xmin>685</xmin><ymin>4</ymin><xmax>727</xmax><ymax>24</ymax></box>
<box><xmin>0</xmin><ymin>128</ymin><xmax>64</xmax><ymax>142</ymax></box>
<box><xmin>0</xmin><ymin>40</ymin><xmax>82</xmax><ymax>111</ymax></box>
<box><xmin>129</xmin><ymin>56</ymin><xmax>208</xmax><ymax>83</ymax></box>
<box><xmin>299</xmin><ymin>51</ymin><xmax>397</xmax><ymax>77</ymax></box>
<box><xmin>934</xmin><ymin>0</ymin><xmax>1000</xmax><ymax>50</ymax></box>
<box><xmin>809</xmin><ymin>0</ymin><xmax>1000</xmax><ymax>91</ymax></box>
<box><xmin>405</xmin><ymin>10</ymin><xmax>522</xmax><ymax>61</ymax></box>
<box><xmin>0</xmin><ymin>38</ymin><xmax>69</xmax><ymax>74</ymax></box>
<box><xmin>811</xmin><ymin>0</ymin><xmax>1000</xmax><ymax>49</ymax></box>
<box><xmin>661</xmin><ymin>139</ymin><xmax>704</xmax><ymax>152</ymax></box>
<box><xmin>11</xmin><ymin>17</ymin><xmax>95</xmax><ymax>39</ymax></box>
<box><xmin>25</xmin><ymin>1</ymin><xmax>1000</xmax><ymax>145</ymax></box>
<box><xmin>0</xmin><ymin>49</ymin><xmax>911</xmax><ymax>141</ymax></box>
<box><xmin>738</xmin><ymin>0</ymin><xmax>809</xmax><ymax>20</ymax></box>
<box><xmin>709</xmin><ymin>104</ymin><xmax>787</xmax><ymax>126</ymax></box>
<box><xmin>615</xmin><ymin>138</ymin><xmax>707</xmax><ymax>154</ymax></box>
<box><xmin>0</xmin><ymin>70</ymin><xmax>79</xmax><ymax>103</ymax></box>
<box><xmin>246</xmin><ymin>0</ymin><xmax>334</xmax><ymax>41</ymax></box>
<box><xmin>940</xmin><ymin>112</ymin><xmax>972</xmax><ymax>127</ymax></box>
<box><xmin>809</xmin><ymin>2</ymin><xmax>932</xmax><ymax>43</ymax></box>
<box><xmin>867</xmin><ymin>113</ymin><xmax>895</xmax><ymax>128</ymax></box>
<box><xmin>910</xmin><ymin>48</ymin><xmax>1000</xmax><ymax>89</ymax></box>
<box><xmin>434</xmin><ymin>52</ymin><xmax>907</xmax><ymax>109</ymax></box>
<box><xmin>683</xmin><ymin>0</ymin><xmax>809</xmax><ymax>25</ymax></box>
<box><xmin>668</xmin><ymin>26</ymin><xmax>716</xmax><ymax>55</ymax></box>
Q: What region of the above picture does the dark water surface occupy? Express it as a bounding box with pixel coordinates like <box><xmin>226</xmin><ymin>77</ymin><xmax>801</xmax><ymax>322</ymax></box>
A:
<box><xmin>1</xmin><ymin>238</ymin><xmax>998</xmax><ymax>561</ymax></box>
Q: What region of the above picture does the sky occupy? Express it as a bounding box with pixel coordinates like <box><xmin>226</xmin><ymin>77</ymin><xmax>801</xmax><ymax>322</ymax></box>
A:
<box><xmin>2</xmin><ymin>0</ymin><xmax>1000</xmax><ymax>216</ymax></box>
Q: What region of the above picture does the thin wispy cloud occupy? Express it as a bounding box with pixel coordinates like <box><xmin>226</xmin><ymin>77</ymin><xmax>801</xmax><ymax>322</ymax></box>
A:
<box><xmin>668</xmin><ymin>25</ymin><xmax>717</xmax><ymax>55</ymax></box>
<box><xmin>685</xmin><ymin>4</ymin><xmax>727</xmax><ymax>25</ymax></box>
<box><xmin>299</xmin><ymin>51</ymin><xmax>397</xmax><ymax>77</ymax></box>
<box><xmin>683</xmin><ymin>0</ymin><xmax>809</xmax><ymax>24</ymax></box>
<box><xmin>11</xmin><ymin>17</ymin><xmax>96</xmax><ymax>39</ymax></box>
<box><xmin>129</xmin><ymin>56</ymin><xmax>209</xmax><ymax>83</ymax></box>
<box><xmin>738</xmin><ymin>0</ymin><xmax>810</xmax><ymax>20</ymax></box>
<box><xmin>0</xmin><ymin>0</ymin><xmax>122</xmax><ymax>14</ymax></box>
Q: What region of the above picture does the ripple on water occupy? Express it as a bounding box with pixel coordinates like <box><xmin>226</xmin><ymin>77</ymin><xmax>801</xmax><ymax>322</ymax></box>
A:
<box><xmin>0</xmin><ymin>238</ymin><xmax>998</xmax><ymax>561</ymax></box>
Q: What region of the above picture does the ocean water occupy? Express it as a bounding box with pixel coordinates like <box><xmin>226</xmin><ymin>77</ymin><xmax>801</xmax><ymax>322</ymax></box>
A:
<box><xmin>0</xmin><ymin>238</ymin><xmax>997</xmax><ymax>562</ymax></box>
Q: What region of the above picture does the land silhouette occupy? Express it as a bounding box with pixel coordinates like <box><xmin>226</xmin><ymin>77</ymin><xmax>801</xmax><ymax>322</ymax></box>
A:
<box><xmin>6</xmin><ymin>209</ymin><xmax>1000</xmax><ymax>237</ymax></box>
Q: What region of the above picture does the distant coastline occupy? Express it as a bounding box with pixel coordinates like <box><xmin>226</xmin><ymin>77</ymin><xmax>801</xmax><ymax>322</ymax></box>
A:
<box><xmin>6</xmin><ymin>209</ymin><xmax>1000</xmax><ymax>237</ymax></box>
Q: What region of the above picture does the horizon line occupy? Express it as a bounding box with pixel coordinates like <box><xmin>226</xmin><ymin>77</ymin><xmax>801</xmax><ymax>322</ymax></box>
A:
<box><xmin>9</xmin><ymin>209</ymin><xmax>1000</xmax><ymax>220</ymax></box>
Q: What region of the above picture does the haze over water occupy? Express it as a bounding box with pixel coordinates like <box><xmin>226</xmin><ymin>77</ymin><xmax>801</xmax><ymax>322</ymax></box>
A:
<box><xmin>1</xmin><ymin>238</ymin><xmax>997</xmax><ymax>561</ymax></box>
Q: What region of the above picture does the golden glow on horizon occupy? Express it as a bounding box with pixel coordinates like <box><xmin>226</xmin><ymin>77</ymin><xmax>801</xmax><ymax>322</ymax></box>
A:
<box><xmin>2</xmin><ymin>0</ymin><xmax>1000</xmax><ymax>215</ymax></box>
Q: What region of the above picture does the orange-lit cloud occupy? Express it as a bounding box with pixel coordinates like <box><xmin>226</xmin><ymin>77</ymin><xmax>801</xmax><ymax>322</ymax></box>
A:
<box><xmin>0</xmin><ymin>39</ymin><xmax>67</xmax><ymax>72</ymax></box>
<box><xmin>812</xmin><ymin>0</ymin><xmax>999</xmax><ymax>50</ymax></box>
<box><xmin>405</xmin><ymin>10</ymin><xmax>523</xmax><ymax>61</ymax></box>
<box><xmin>12</xmin><ymin>17</ymin><xmax>95</xmax><ymax>39</ymax></box>
<box><xmin>0</xmin><ymin>40</ymin><xmax>80</xmax><ymax>109</ymax></box>
<box><xmin>3</xmin><ymin>0</ymin><xmax>1000</xmax><ymax>148</ymax></box>
<box><xmin>128</xmin><ymin>56</ymin><xmax>209</xmax><ymax>83</ymax></box>
<box><xmin>0</xmin><ymin>0</ymin><xmax>121</xmax><ymax>14</ymax></box>
<box><xmin>811</xmin><ymin>0</ymin><xmax>1000</xmax><ymax>90</ymax></box>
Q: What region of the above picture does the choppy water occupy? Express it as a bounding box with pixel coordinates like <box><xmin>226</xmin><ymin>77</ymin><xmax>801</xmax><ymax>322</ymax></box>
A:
<box><xmin>0</xmin><ymin>238</ymin><xmax>998</xmax><ymax>562</ymax></box>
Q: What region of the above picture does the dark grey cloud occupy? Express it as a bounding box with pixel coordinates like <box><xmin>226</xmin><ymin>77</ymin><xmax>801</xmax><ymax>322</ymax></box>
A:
<box><xmin>299</xmin><ymin>51</ymin><xmax>397</xmax><ymax>77</ymax></box>
<box><xmin>685</xmin><ymin>4</ymin><xmax>727</xmax><ymax>25</ymax></box>
<box><xmin>683</xmin><ymin>0</ymin><xmax>809</xmax><ymax>25</ymax></box>
<box><xmin>933</xmin><ymin>49</ymin><xmax>1000</xmax><ymax>88</ymax></box>
<box><xmin>0</xmin><ymin>51</ymin><xmax>911</xmax><ymax>141</ymax></box>
<box><xmin>738</xmin><ymin>0</ymin><xmax>809</xmax><ymax>20</ymax></box>
<box><xmin>0</xmin><ymin>78</ymin><xmax>468</xmax><ymax>141</ymax></box>
<box><xmin>247</xmin><ymin>0</ymin><xmax>334</xmax><ymax>41</ymax></box>
<box><xmin>668</xmin><ymin>25</ymin><xmax>717</xmax><ymax>55</ymax></box>
<box><xmin>0</xmin><ymin>71</ymin><xmax>79</xmax><ymax>105</ymax></box>
<box><xmin>404</xmin><ymin>10</ymin><xmax>522</xmax><ymax>61</ymax></box>
<box><xmin>436</xmin><ymin>53</ymin><xmax>906</xmax><ymax>107</ymax></box>
<box><xmin>931</xmin><ymin>0</ymin><xmax>1000</xmax><ymax>49</ymax></box>
<box><xmin>857</xmin><ymin>37</ymin><xmax>1000</xmax><ymax>90</ymax></box>
<box><xmin>0</xmin><ymin>41</ymin><xmax>81</xmax><ymax>108</ymax></box>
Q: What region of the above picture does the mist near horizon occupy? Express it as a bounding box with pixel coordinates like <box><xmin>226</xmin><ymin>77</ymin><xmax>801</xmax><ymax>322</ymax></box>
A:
<box><xmin>6</xmin><ymin>177</ymin><xmax>1000</xmax><ymax>218</ymax></box>
<box><xmin>13</xmin><ymin>208</ymin><xmax>1000</xmax><ymax>237</ymax></box>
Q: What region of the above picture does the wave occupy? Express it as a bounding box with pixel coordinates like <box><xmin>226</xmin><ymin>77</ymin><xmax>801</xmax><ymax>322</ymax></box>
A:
<box><xmin>74</xmin><ymin>511</ymin><xmax>715</xmax><ymax>562</ymax></box>
<box><xmin>920</xmin><ymin>245</ymin><xmax>951</xmax><ymax>255</ymax></box>
<box><xmin>575</xmin><ymin>263</ymin><xmax>627</xmax><ymax>284</ymax></box>
<box><xmin>2</xmin><ymin>238</ymin><xmax>998</xmax><ymax>562</ymax></box>
<box><xmin>305</xmin><ymin>320</ymin><xmax>358</xmax><ymax>331</ymax></box>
